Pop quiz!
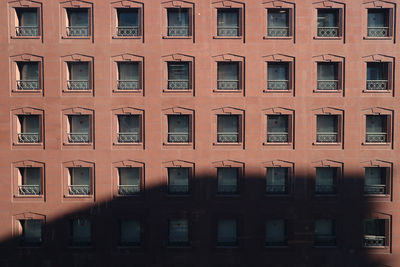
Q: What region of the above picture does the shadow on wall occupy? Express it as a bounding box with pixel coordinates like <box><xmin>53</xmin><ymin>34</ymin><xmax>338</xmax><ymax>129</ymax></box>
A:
<box><xmin>0</xmin><ymin>171</ymin><xmax>393</xmax><ymax>267</ymax></box>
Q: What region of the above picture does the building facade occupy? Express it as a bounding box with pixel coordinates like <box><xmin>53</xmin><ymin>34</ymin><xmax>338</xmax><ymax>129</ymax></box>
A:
<box><xmin>0</xmin><ymin>0</ymin><xmax>399</xmax><ymax>266</ymax></box>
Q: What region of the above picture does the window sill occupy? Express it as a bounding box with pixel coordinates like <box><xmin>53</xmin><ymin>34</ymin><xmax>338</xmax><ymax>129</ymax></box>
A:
<box><xmin>166</xmin><ymin>194</ymin><xmax>191</xmax><ymax>197</ymax></box>
<box><xmin>11</xmin><ymin>35</ymin><xmax>41</xmax><ymax>40</ymax></box>
<box><xmin>265</xmin><ymin>245</ymin><xmax>289</xmax><ymax>248</ymax></box>
<box><xmin>113</xmin><ymin>142</ymin><xmax>142</xmax><ymax>147</ymax></box>
<box><xmin>361</xmin><ymin>142</ymin><xmax>391</xmax><ymax>147</ymax></box>
<box><xmin>312</xmin><ymin>142</ymin><xmax>341</xmax><ymax>146</ymax></box>
<box><xmin>13</xmin><ymin>142</ymin><xmax>43</xmax><ymax>147</ymax></box>
<box><xmin>163</xmin><ymin>35</ymin><xmax>192</xmax><ymax>39</ymax></box>
<box><xmin>363</xmin><ymin>245</ymin><xmax>388</xmax><ymax>249</ymax></box>
<box><xmin>213</xmin><ymin>89</ymin><xmax>242</xmax><ymax>93</ymax></box>
<box><xmin>117</xmin><ymin>244</ymin><xmax>141</xmax><ymax>248</ymax></box>
<box><xmin>263</xmin><ymin>89</ymin><xmax>292</xmax><ymax>93</ymax></box>
<box><xmin>64</xmin><ymin>194</ymin><xmax>93</xmax><ymax>199</ymax></box>
<box><xmin>67</xmin><ymin>245</ymin><xmax>92</xmax><ymax>249</ymax></box>
<box><xmin>315</xmin><ymin>194</ymin><xmax>337</xmax><ymax>197</ymax></box>
<box><xmin>63</xmin><ymin>89</ymin><xmax>92</xmax><ymax>94</ymax></box>
<box><xmin>213</xmin><ymin>142</ymin><xmax>242</xmax><ymax>147</ymax></box>
<box><xmin>363</xmin><ymin>36</ymin><xmax>392</xmax><ymax>40</ymax></box>
<box><xmin>216</xmin><ymin>245</ymin><xmax>239</xmax><ymax>249</ymax></box>
<box><xmin>263</xmin><ymin>142</ymin><xmax>292</xmax><ymax>146</ymax></box>
<box><xmin>14</xmin><ymin>195</ymin><xmax>44</xmax><ymax>199</ymax></box>
<box><xmin>112</xmin><ymin>35</ymin><xmax>142</xmax><ymax>39</ymax></box>
<box><xmin>12</xmin><ymin>89</ymin><xmax>42</xmax><ymax>94</ymax></box>
<box><xmin>63</xmin><ymin>142</ymin><xmax>93</xmax><ymax>147</ymax></box>
<box><xmin>167</xmin><ymin>244</ymin><xmax>191</xmax><ymax>249</ymax></box>
<box><xmin>62</xmin><ymin>36</ymin><xmax>91</xmax><ymax>40</ymax></box>
<box><xmin>114</xmin><ymin>193</ymin><xmax>143</xmax><ymax>199</ymax></box>
<box><xmin>313</xmin><ymin>36</ymin><xmax>342</xmax><ymax>40</ymax></box>
<box><xmin>163</xmin><ymin>142</ymin><xmax>192</xmax><ymax>147</ymax></box>
<box><xmin>213</xmin><ymin>36</ymin><xmax>242</xmax><ymax>39</ymax></box>
<box><xmin>263</xmin><ymin>36</ymin><xmax>292</xmax><ymax>40</ymax></box>
<box><xmin>264</xmin><ymin>193</ymin><xmax>289</xmax><ymax>197</ymax></box>
<box><xmin>362</xmin><ymin>89</ymin><xmax>391</xmax><ymax>94</ymax></box>
<box><xmin>364</xmin><ymin>194</ymin><xmax>389</xmax><ymax>197</ymax></box>
<box><xmin>313</xmin><ymin>245</ymin><xmax>337</xmax><ymax>248</ymax></box>
<box><xmin>163</xmin><ymin>89</ymin><xmax>192</xmax><ymax>94</ymax></box>
<box><xmin>113</xmin><ymin>89</ymin><xmax>142</xmax><ymax>94</ymax></box>
<box><xmin>313</xmin><ymin>89</ymin><xmax>341</xmax><ymax>93</ymax></box>
<box><xmin>216</xmin><ymin>194</ymin><xmax>240</xmax><ymax>197</ymax></box>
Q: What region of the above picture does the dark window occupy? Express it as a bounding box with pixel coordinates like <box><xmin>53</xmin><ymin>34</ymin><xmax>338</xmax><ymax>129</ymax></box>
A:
<box><xmin>314</xmin><ymin>219</ymin><xmax>336</xmax><ymax>246</ymax></box>
<box><xmin>317</xmin><ymin>62</ymin><xmax>338</xmax><ymax>90</ymax></box>
<box><xmin>265</xmin><ymin>219</ymin><xmax>287</xmax><ymax>246</ymax></box>
<box><xmin>217</xmin><ymin>219</ymin><xmax>237</xmax><ymax>246</ymax></box>
<box><xmin>168</xmin><ymin>62</ymin><xmax>190</xmax><ymax>90</ymax></box>
<box><xmin>217</xmin><ymin>9</ymin><xmax>239</xmax><ymax>36</ymax></box>
<box><xmin>117</xmin><ymin>62</ymin><xmax>140</xmax><ymax>90</ymax></box>
<box><xmin>117</xmin><ymin>8</ymin><xmax>139</xmax><ymax>36</ymax></box>
<box><xmin>67</xmin><ymin>62</ymin><xmax>89</xmax><ymax>90</ymax></box>
<box><xmin>317</xmin><ymin>9</ymin><xmax>339</xmax><ymax>37</ymax></box>
<box><xmin>366</xmin><ymin>62</ymin><xmax>389</xmax><ymax>90</ymax></box>
<box><xmin>117</xmin><ymin>115</ymin><xmax>140</xmax><ymax>143</ymax></box>
<box><xmin>168</xmin><ymin>167</ymin><xmax>189</xmax><ymax>194</ymax></box>
<box><xmin>17</xmin><ymin>62</ymin><xmax>39</xmax><ymax>90</ymax></box>
<box><xmin>315</xmin><ymin>167</ymin><xmax>337</xmax><ymax>194</ymax></box>
<box><xmin>266</xmin><ymin>167</ymin><xmax>288</xmax><ymax>194</ymax></box>
<box><xmin>368</xmin><ymin>9</ymin><xmax>389</xmax><ymax>37</ymax></box>
<box><xmin>364</xmin><ymin>167</ymin><xmax>388</xmax><ymax>195</ymax></box>
<box><xmin>168</xmin><ymin>219</ymin><xmax>189</xmax><ymax>246</ymax></box>
<box><xmin>316</xmin><ymin>115</ymin><xmax>338</xmax><ymax>143</ymax></box>
<box><xmin>19</xmin><ymin>220</ymin><xmax>42</xmax><ymax>246</ymax></box>
<box><xmin>168</xmin><ymin>115</ymin><xmax>190</xmax><ymax>143</ymax></box>
<box><xmin>267</xmin><ymin>115</ymin><xmax>289</xmax><ymax>143</ymax></box>
<box><xmin>118</xmin><ymin>167</ymin><xmax>141</xmax><ymax>195</ymax></box>
<box><xmin>17</xmin><ymin>115</ymin><xmax>40</xmax><ymax>143</ymax></box>
<box><xmin>267</xmin><ymin>62</ymin><xmax>289</xmax><ymax>90</ymax></box>
<box><xmin>120</xmin><ymin>220</ymin><xmax>140</xmax><ymax>246</ymax></box>
<box><xmin>70</xmin><ymin>219</ymin><xmax>91</xmax><ymax>246</ymax></box>
<box><xmin>67</xmin><ymin>115</ymin><xmax>90</xmax><ymax>143</ymax></box>
<box><xmin>217</xmin><ymin>62</ymin><xmax>239</xmax><ymax>90</ymax></box>
<box><xmin>267</xmin><ymin>9</ymin><xmax>289</xmax><ymax>37</ymax></box>
<box><xmin>167</xmin><ymin>8</ymin><xmax>189</xmax><ymax>36</ymax></box>
<box><xmin>217</xmin><ymin>115</ymin><xmax>239</xmax><ymax>143</ymax></box>
<box><xmin>68</xmin><ymin>167</ymin><xmax>91</xmax><ymax>196</ymax></box>
<box><xmin>66</xmin><ymin>8</ymin><xmax>89</xmax><ymax>36</ymax></box>
<box><xmin>364</xmin><ymin>219</ymin><xmax>386</xmax><ymax>247</ymax></box>
<box><xmin>15</xmin><ymin>8</ymin><xmax>38</xmax><ymax>36</ymax></box>
<box><xmin>18</xmin><ymin>167</ymin><xmax>41</xmax><ymax>195</ymax></box>
<box><xmin>366</xmin><ymin>115</ymin><xmax>388</xmax><ymax>143</ymax></box>
<box><xmin>217</xmin><ymin>167</ymin><xmax>239</xmax><ymax>194</ymax></box>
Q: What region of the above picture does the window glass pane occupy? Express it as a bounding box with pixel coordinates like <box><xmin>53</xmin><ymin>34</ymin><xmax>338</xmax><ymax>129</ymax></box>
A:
<box><xmin>23</xmin><ymin>220</ymin><xmax>42</xmax><ymax>242</ymax></box>
<box><xmin>218</xmin><ymin>168</ymin><xmax>238</xmax><ymax>190</ymax></box>
<box><xmin>217</xmin><ymin>220</ymin><xmax>236</xmax><ymax>243</ymax></box>
<box><xmin>118</xmin><ymin>115</ymin><xmax>139</xmax><ymax>133</ymax></box>
<box><xmin>22</xmin><ymin>167</ymin><xmax>41</xmax><ymax>185</ymax></box>
<box><xmin>317</xmin><ymin>63</ymin><xmax>337</xmax><ymax>80</ymax></box>
<box><xmin>365</xmin><ymin>167</ymin><xmax>384</xmax><ymax>185</ymax></box>
<box><xmin>268</xmin><ymin>63</ymin><xmax>287</xmax><ymax>80</ymax></box>
<box><xmin>168</xmin><ymin>115</ymin><xmax>189</xmax><ymax>133</ymax></box>
<box><xmin>169</xmin><ymin>220</ymin><xmax>188</xmax><ymax>243</ymax></box>
<box><xmin>366</xmin><ymin>115</ymin><xmax>385</xmax><ymax>132</ymax></box>
<box><xmin>367</xmin><ymin>63</ymin><xmax>387</xmax><ymax>80</ymax></box>
<box><xmin>118</xmin><ymin>9</ymin><xmax>139</xmax><ymax>26</ymax></box>
<box><xmin>365</xmin><ymin>219</ymin><xmax>385</xmax><ymax>236</ymax></box>
<box><xmin>71</xmin><ymin>167</ymin><xmax>90</xmax><ymax>186</ymax></box>
<box><xmin>72</xmin><ymin>219</ymin><xmax>91</xmax><ymax>244</ymax></box>
<box><xmin>18</xmin><ymin>8</ymin><xmax>38</xmax><ymax>26</ymax></box>
<box><xmin>20</xmin><ymin>115</ymin><xmax>40</xmax><ymax>133</ymax></box>
<box><xmin>69</xmin><ymin>62</ymin><xmax>89</xmax><ymax>80</ymax></box>
<box><xmin>168</xmin><ymin>168</ymin><xmax>189</xmax><ymax>193</ymax></box>
<box><xmin>266</xmin><ymin>167</ymin><xmax>287</xmax><ymax>186</ymax></box>
<box><xmin>118</xmin><ymin>62</ymin><xmax>139</xmax><ymax>81</ymax></box>
<box><xmin>70</xmin><ymin>115</ymin><xmax>89</xmax><ymax>133</ymax></box>
<box><xmin>267</xmin><ymin>115</ymin><xmax>288</xmax><ymax>133</ymax></box>
<box><xmin>316</xmin><ymin>167</ymin><xmax>335</xmax><ymax>186</ymax></box>
<box><xmin>18</xmin><ymin>62</ymin><xmax>39</xmax><ymax>80</ymax></box>
<box><xmin>120</xmin><ymin>220</ymin><xmax>140</xmax><ymax>244</ymax></box>
<box><xmin>268</xmin><ymin>9</ymin><xmax>288</xmax><ymax>27</ymax></box>
<box><xmin>266</xmin><ymin>220</ymin><xmax>285</xmax><ymax>243</ymax></box>
<box><xmin>317</xmin><ymin>115</ymin><xmax>337</xmax><ymax>133</ymax></box>
<box><xmin>368</xmin><ymin>10</ymin><xmax>387</xmax><ymax>27</ymax></box>
<box><xmin>217</xmin><ymin>9</ymin><xmax>238</xmax><ymax>26</ymax></box>
<box><xmin>68</xmin><ymin>9</ymin><xmax>88</xmax><ymax>26</ymax></box>
<box><xmin>168</xmin><ymin>62</ymin><xmax>189</xmax><ymax>80</ymax></box>
<box><xmin>168</xmin><ymin>9</ymin><xmax>189</xmax><ymax>26</ymax></box>
<box><xmin>217</xmin><ymin>115</ymin><xmax>238</xmax><ymax>133</ymax></box>
<box><xmin>218</xmin><ymin>62</ymin><xmax>238</xmax><ymax>81</ymax></box>
<box><xmin>119</xmin><ymin>167</ymin><xmax>140</xmax><ymax>186</ymax></box>
<box><xmin>315</xmin><ymin>219</ymin><xmax>333</xmax><ymax>235</ymax></box>
<box><xmin>317</xmin><ymin>10</ymin><xmax>337</xmax><ymax>27</ymax></box>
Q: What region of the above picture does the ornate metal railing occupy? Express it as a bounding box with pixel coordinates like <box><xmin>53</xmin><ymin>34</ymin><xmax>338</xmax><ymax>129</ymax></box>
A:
<box><xmin>217</xmin><ymin>80</ymin><xmax>239</xmax><ymax>90</ymax></box>
<box><xmin>168</xmin><ymin>132</ymin><xmax>189</xmax><ymax>143</ymax></box>
<box><xmin>18</xmin><ymin>133</ymin><xmax>40</xmax><ymax>143</ymax></box>
<box><xmin>217</xmin><ymin>132</ymin><xmax>239</xmax><ymax>143</ymax></box>
<box><xmin>168</xmin><ymin>80</ymin><xmax>189</xmax><ymax>90</ymax></box>
<box><xmin>66</xmin><ymin>26</ymin><xmax>89</xmax><ymax>36</ymax></box>
<box><xmin>267</xmin><ymin>27</ymin><xmax>289</xmax><ymax>37</ymax></box>
<box><xmin>117</xmin><ymin>80</ymin><xmax>140</xmax><ymax>90</ymax></box>
<box><xmin>16</xmin><ymin>26</ymin><xmax>39</xmax><ymax>36</ymax></box>
<box><xmin>117</xmin><ymin>26</ymin><xmax>139</xmax><ymax>36</ymax></box>
<box><xmin>367</xmin><ymin>27</ymin><xmax>389</xmax><ymax>37</ymax></box>
<box><xmin>19</xmin><ymin>185</ymin><xmax>40</xmax><ymax>195</ymax></box>
<box><xmin>69</xmin><ymin>185</ymin><xmax>90</xmax><ymax>195</ymax></box>
<box><xmin>317</xmin><ymin>80</ymin><xmax>338</xmax><ymax>90</ymax></box>
<box><xmin>67</xmin><ymin>80</ymin><xmax>89</xmax><ymax>90</ymax></box>
<box><xmin>68</xmin><ymin>133</ymin><xmax>90</xmax><ymax>143</ymax></box>
<box><xmin>366</xmin><ymin>80</ymin><xmax>388</xmax><ymax>90</ymax></box>
<box><xmin>364</xmin><ymin>184</ymin><xmax>386</xmax><ymax>195</ymax></box>
<box><xmin>364</xmin><ymin>235</ymin><xmax>385</xmax><ymax>247</ymax></box>
<box><xmin>266</xmin><ymin>185</ymin><xmax>286</xmax><ymax>194</ymax></box>
<box><xmin>314</xmin><ymin>235</ymin><xmax>336</xmax><ymax>246</ymax></box>
<box><xmin>267</xmin><ymin>132</ymin><xmax>289</xmax><ymax>143</ymax></box>
<box><xmin>315</xmin><ymin>185</ymin><xmax>336</xmax><ymax>194</ymax></box>
<box><xmin>366</xmin><ymin>132</ymin><xmax>387</xmax><ymax>143</ymax></box>
<box><xmin>267</xmin><ymin>80</ymin><xmax>289</xmax><ymax>90</ymax></box>
<box><xmin>168</xmin><ymin>185</ymin><xmax>189</xmax><ymax>194</ymax></box>
<box><xmin>17</xmin><ymin>80</ymin><xmax>39</xmax><ymax>90</ymax></box>
<box><xmin>118</xmin><ymin>132</ymin><xmax>140</xmax><ymax>143</ymax></box>
<box><xmin>217</xmin><ymin>26</ymin><xmax>239</xmax><ymax>36</ymax></box>
<box><xmin>317</xmin><ymin>27</ymin><xmax>339</xmax><ymax>37</ymax></box>
<box><xmin>168</xmin><ymin>26</ymin><xmax>189</xmax><ymax>36</ymax></box>
<box><xmin>218</xmin><ymin>185</ymin><xmax>237</xmax><ymax>194</ymax></box>
<box><xmin>118</xmin><ymin>185</ymin><xmax>140</xmax><ymax>195</ymax></box>
<box><xmin>316</xmin><ymin>132</ymin><xmax>338</xmax><ymax>143</ymax></box>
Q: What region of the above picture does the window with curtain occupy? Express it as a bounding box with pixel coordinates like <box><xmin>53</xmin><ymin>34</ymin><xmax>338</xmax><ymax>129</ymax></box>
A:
<box><xmin>168</xmin><ymin>62</ymin><xmax>189</xmax><ymax>89</ymax></box>
<box><xmin>217</xmin><ymin>115</ymin><xmax>239</xmax><ymax>143</ymax></box>
<box><xmin>317</xmin><ymin>9</ymin><xmax>338</xmax><ymax>27</ymax></box>
<box><xmin>67</xmin><ymin>8</ymin><xmax>89</xmax><ymax>36</ymax></box>
<box><xmin>168</xmin><ymin>167</ymin><xmax>189</xmax><ymax>194</ymax></box>
<box><xmin>16</xmin><ymin>8</ymin><xmax>38</xmax><ymax>36</ymax></box>
<box><xmin>68</xmin><ymin>115</ymin><xmax>90</xmax><ymax>143</ymax></box>
<box><xmin>367</xmin><ymin>62</ymin><xmax>388</xmax><ymax>81</ymax></box>
<box><xmin>120</xmin><ymin>220</ymin><xmax>140</xmax><ymax>245</ymax></box>
<box><xmin>167</xmin><ymin>8</ymin><xmax>189</xmax><ymax>36</ymax></box>
<box><xmin>217</xmin><ymin>9</ymin><xmax>239</xmax><ymax>36</ymax></box>
<box><xmin>169</xmin><ymin>219</ymin><xmax>189</xmax><ymax>245</ymax></box>
<box><xmin>17</xmin><ymin>62</ymin><xmax>39</xmax><ymax>81</ymax></box>
<box><xmin>68</xmin><ymin>62</ymin><xmax>89</xmax><ymax>81</ymax></box>
<box><xmin>365</xmin><ymin>219</ymin><xmax>385</xmax><ymax>236</ymax></box>
<box><xmin>69</xmin><ymin>167</ymin><xmax>90</xmax><ymax>195</ymax></box>
<box><xmin>266</xmin><ymin>167</ymin><xmax>288</xmax><ymax>194</ymax></box>
<box><xmin>315</xmin><ymin>167</ymin><xmax>337</xmax><ymax>194</ymax></box>
<box><xmin>365</xmin><ymin>167</ymin><xmax>387</xmax><ymax>195</ymax></box>
<box><xmin>315</xmin><ymin>219</ymin><xmax>335</xmax><ymax>246</ymax></box>
<box><xmin>21</xmin><ymin>167</ymin><xmax>41</xmax><ymax>186</ymax></box>
<box><xmin>168</xmin><ymin>115</ymin><xmax>189</xmax><ymax>143</ymax></box>
<box><xmin>317</xmin><ymin>62</ymin><xmax>338</xmax><ymax>90</ymax></box>
<box><xmin>117</xmin><ymin>115</ymin><xmax>140</xmax><ymax>143</ymax></box>
<box><xmin>266</xmin><ymin>219</ymin><xmax>286</xmax><ymax>246</ymax></box>
<box><xmin>368</xmin><ymin>9</ymin><xmax>389</xmax><ymax>37</ymax></box>
<box><xmin>118</xmin><ymin>62</ymin><xmax>139</xmax><ymax>81</ymax></box>
<box><xmin>71</xmin><ymin>219</ymin><xmax>91</xmax><ymax>246</ymax></box>
<box><xmin>20</xmin><ymin>220</ymin><xmax>42</xmax><ymax>245</ymax></box>
<box><xmin>268</xmin><ymin>62</ymin><xmax>288</xmax><ymax>81</ymax></box>
<box><xmin>217</xmin><ymin>62</ymin><xmax>239</xmax><ymax>89</ymax></box>
<box><xmin>267</xmin><ymin>9</ymin><xmax>289</xmax><ymax>37</ymax></box>
<box><xmin>18</xmin><ymin>115</ymin><xmax>40</xmax><ymax>143</ymax></box>
<box><xmin>118</xmin><ymin>167</ymin><xmax>140</xmax><ymax>195</ymax></box>
<box><xmin>267</xmin><ymin>115</ymin><xmax>289</xmax><ymax>143</ymax></box>
<box><xmin>217</xmin><ymin>219</ymin><xmax>237</xmax><ymax>246</ymax></box>
<box><xmin>217</xmin><ymin>167</ymin><xmax>238</xmax><ymax>194</ymax></box>
<box><xmin>366</xmin><ymin>115</ymin><xmax>387</xmax><ymax>135</ymax></box>
<box><xmin>117</xmin><ymin>8</ymin><xmax>139</xmax><ymax>27</ymax></box>
<box><xmin>316</xmin><ymin>115</ymin><xmax>338</xmax><ymax>143</ymax></box>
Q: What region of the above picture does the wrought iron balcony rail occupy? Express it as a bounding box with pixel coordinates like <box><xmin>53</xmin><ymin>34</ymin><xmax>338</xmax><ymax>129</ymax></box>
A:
<box><xmin>67</xmin><ymin>80</ymin><xmax>90</xmax><ymax>90</ymax></box>
<box><xmin>69</xmin><ymin>185</ymin><xmax>90</xmax><ymax>195</ymax></box>
<box><xmin>217</xmin><ymin>80</ymin><xmax>239</xmax><ymax>90</ymax></box>
<box><xmin>117</xmin><ymin>26</ymin><xmax>139</xmax><ymax>36</ymax></box>
<box><xmin>366</xmin><ymin>80</ymin><xmax>388</xmax><ymax>90</ymax></box>
<box><xmin>364</xmin><ymin>235</ymin><xmax>385</xmax><ymax>247</ymax></box>
<box><xmin>66</xmin><ymin>26</ymin><xmax>89</xmax><ymax>36</ymax></box>
<box><xmin>367</xmin><ymin>27</ymin><xmax>389</xmax><ymax>37</ymax></box>
<box><xmin>316</xmin><ymin>132</ymin><xmax>338</xmax><ymax>143</ymax></box>
<box><xmin>364</xmin><ymin>184</ymin><xmax>386</xmax><ymax>195</ymax></box>
<box><xmin>68</xmin><ymin>133</ymin><xmax>90</xmax><ymax>143</ymax></box>
<box><xmin>267</xmin><ymin>27</ymin><xmax>289</xmax><ymax>37</ymax></box>
<box><xmin>366</xmin><ymin>132</ymin><xmax>387</xmax><ymax>143</ymax></box>
<box><xmin>314</xmin><ymin>235</ymin><xmax>336</xmax><ymax>246</ymax></box>
<box><xmin>217</xmin><ymin>26</ymin><xmax>239</xmax><ymax>36</ymax></box>
<box><xmin>17</xmin><ymin>80</ymin><xmax>39</xmax><ymax>90</ymax></box>
<box><xmin>315</xmin><ymin>185</ymin><xmax>336</xmax><ymax>194</ymax></box>
<box><xmin>266</xmin><ymin>184</ymin><xmax>287</xmax><ymax>194</ymax></box>
<box><xmin>317</xmin><ymin>27</ymin><xmax>339</xmax><ymax>37</ymax></box>
<box><xmin>168</xmin><ymin>80</ymin><xmax>189</xmax><ymax>90</ymax></box>
<box><xmin>218</xmin><ymin>185</ymin><xmax>238</xmax><ymax>194</ymax></box>
<box><xmin>118</xmin><ymin>132</ymin><xmax>140</xmax><ymax>143</ymax></box>
<box><xmin>267</xmin><ymin>132</ymin><xmax>289</xmax><ymax>143</ymax></box>
<box><xmin>168</xmin><ymin>185</ymin><xmax>189</xmax><ymax>194</ymax></box>
<box><xmin>18</xmin><ymin>133</ymin><xmax>40</xmax><ymax>143</ymax></box>
<box><xmin>16</xmin><ymin>26</ymin><xmax>39</xmax><ymax>36</ymax></box>
<box><xmin>267</xmin><ymin>80</ymin><xmax>289</xmax><ymax>90</ymax></box>
<box><xmin>317</xmin><ymin>80</ymin><xmax>338</xmax><ymax>90</ymax></box>
<box><xmin>168</xmin><ymin>132</ymin><xmax>189</xmax><ymax>143</ymax></box>
<box><xmin>217</xmin><ymin>132</ymin><xmax>239</xmax><ymax>143</ymax></box>
<box><xmin>117</xmin><ymin>80</ymin><xmax>140</xmax><ymax>90</ymax></box>
<box><xmin>118</xmin><ymin>185</ymin><xmax>140</xmax><ymax>195</ymax></box>
<box><xmin>18</xmin><ymin>185</ymin><xmax>40</xmax><ymax>195</ymax></box>
<box><xmin>168</xmin><ymin>26</ymin><xmax>189</xmax><ymax>36</ymax></box>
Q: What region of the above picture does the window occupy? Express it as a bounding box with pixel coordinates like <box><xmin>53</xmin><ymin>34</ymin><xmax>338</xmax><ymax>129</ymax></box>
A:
<box><xmin>168</xmin><ymin>62</ymin><xmax>190</xmax><ymax>90</ymax></box>
<box><xmin>66</xmin><ymin>8</ymin><xmax>89</xmax><ymax>37</ymax></box>
<box><xmin>16</xmin><ymin>62</ymin><xmax>39</xmax><ymax>90</ymax></box>
<box><xmin>317</xmin><ymin>9</ymin><xmax>339</xmax><ymax>37</ymax></box>
<box><xmin>368</xmin><ymin>9</ymin><xmax>390</xmax><ymax>37</ymax></box>
<box><xmin>317</xmin><ymin>62</ymin><xmax>338</xmax><ymax>90</ymax></box>
<box><xmin>217</xmin><ymin>9</ymin><xmax>240</xmax><ymax>36</ymax></box>
<box><xmin>168</xmin><ymin>219</ymin><xmax>189</xmax><ymax>246</ymax></box>
<box><xmin>267</xmin><ymin>115</ymin><xmax>289</xmax><ymax>143</ymax></box>
<box><xmin>366</xmin><ymin>115</ymin><xmax>388</xmax><ymax>143</ymax></box>
<box><xmin>266</xmin><ymin>167</ymin><xmax>288</xmax><ymax>194</ymax></box>
<box><xmin>217</xmin><ymin>167</ymin><xmax>239</xmax><ymax>195</ymax></box>
<box><xmin>267</xmin><ymin>9</ymin><xmax>289</xmax><ymax>37</ymax></box>
<box><xmin>364</xmin><ymin>167</ymin><xmax>388</xmax><ymax>195</ymax></box>
<box><xmin>167</xmin><ymin>8</ymin><xmax>189</xmax><ymax>36</ymax></box>
<box><xmin>316</xmin><ymin>115</ymin><xmax>339</xmax><ymax>143</ymax></box>
<box><xmin>217</xmin><ymin>219</ymin><xmax>237</xmax><ymax>246</ymax></box>
<box><xmin>70</xmin><ymin>219</ymin><xmax>91</xmax><ymax>246</ymax></box>
<box><xmin>67</xmin><ymin>62</ymin><xmax>89</xmax><ymax>90</ymax></box>
<box><xmin>117</xmin><ymin>115</ymin><xmax>140</xmax><ymax>143</ymax></box>
<box><xmin>18</xmin><ymin>167</ymin><xmax>41</xmax><ymax>196</ymax></box>
<box><xmin>366</xmin><ymin>62</ymin><xmax>389</xmax><ymax>90</ymax></box>
<box><xmin>314</xmin><ymin>219</ymin><xmax>336</xmax><ymax>246</ymax></box>
<box><xmin>17</xmin><ymin>115</ymin><xmax>40</xmax><ymax>143</ymax></box>
<box><xmin>117</xmin><ymin>8</ymin><xmax>139</xmax><ymax>37</ymax></box>
<box><xmin>68</xmin><ymin>167</ymin><xmax>91</xmax><ymax>196</ymax></box>
<box><xmin>168</xmin><ymin>167</ymin><xmax>189</xmax><ymax>195</ymax></box>
<box><xmin>267</xmin><ymin>62</ymin><xmax>289</xmax><ymax>90</ymax></box>
<box><xmin>118</xmin><ymin>167</ymin><xmax>141</xmax><ymax>195</ymax></box>
<box><xmin>15</xmin><ymin>8</ymin><xmax>39</xmax><ymax>37</ymax></box>
<box><xmin>265</xmin><ymin>219</ymin><xmax>287</xmax><ymax>246</ymax></box>
<box><xmin>217</xmin><ymin>62</ymin><xmax>239</xmax><ymax>90</ymax></box>
<box><xmin>120</xmin><ymin>220</ymin><xmax>140</xmax><ymax>246</ymax></box>
<box><xmin>67</xmin><ymin>115</ymin><xmax>90</xmax><ymax>143</ymax></box>
<box><xmin>117</xmin><ymin>62</ymin><xmax>140</xmax><ymax>90</ymax></box>
<box><xmin>364</xmin><ymin>219</ymin><xmax>387</xmax><ymax>247</ymax></box>
<box><xmin>18</xmin><ymin>220</ymin><xmax>42</xmax><ymax>246</ymax></box>
<box><xmin>217</xmin><ymin>115</ymin><xmax>239</xmax><ymax>143</ymax></box>
<box><xmin>315</xmin><ymin>167</ymin><xmax>337</xmax><ymax>195</ymax></box>
<box><xmin>168</xmin><ymin>115</ymin><xmax>189</xmax><ymax>143</ymax></box>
